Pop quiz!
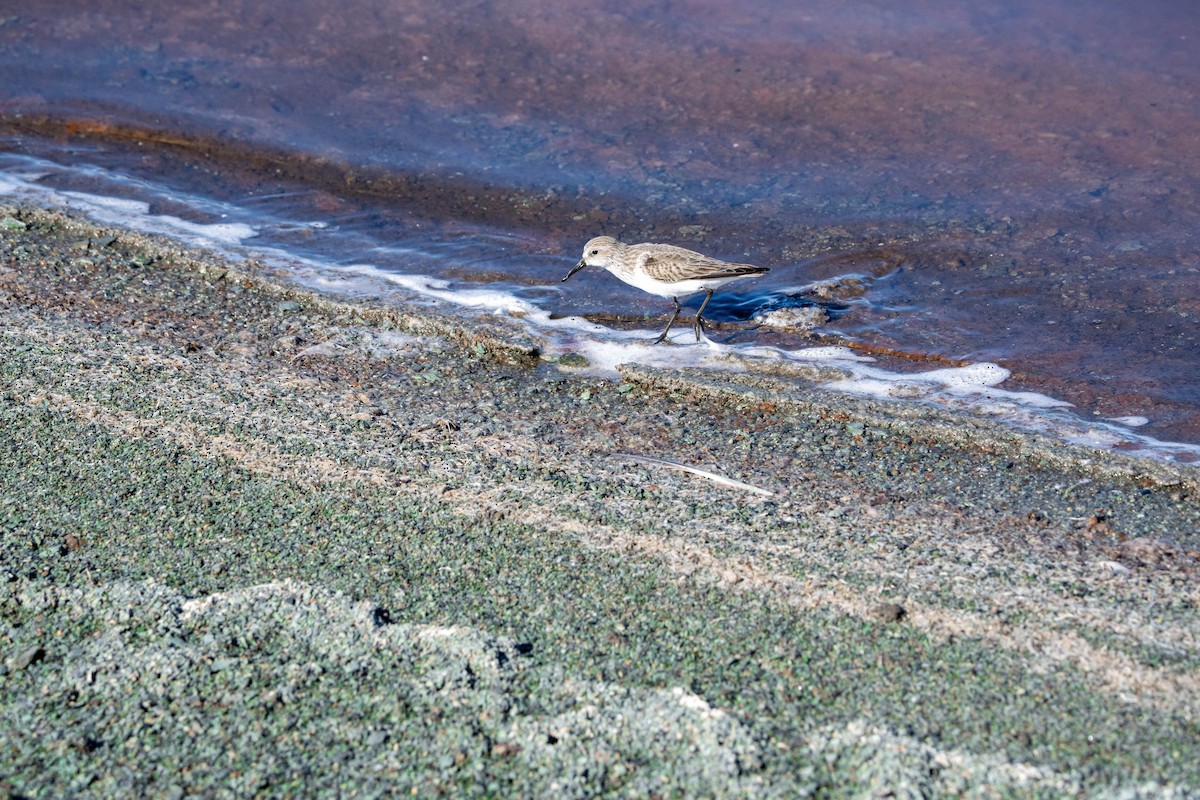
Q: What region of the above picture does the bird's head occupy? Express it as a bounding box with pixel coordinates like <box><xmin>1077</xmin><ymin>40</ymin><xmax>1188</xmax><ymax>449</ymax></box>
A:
<box><xmin>563</xmin><ymin>235</ymin><xmax>620</xmax><ymax>281</ymax></box>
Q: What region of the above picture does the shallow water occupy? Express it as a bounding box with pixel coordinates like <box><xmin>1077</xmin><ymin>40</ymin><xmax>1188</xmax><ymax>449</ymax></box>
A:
<box><xmin>2</xmin><ymin>0</ymin><xmax>1198</xmax><ymax>451</ymax></box>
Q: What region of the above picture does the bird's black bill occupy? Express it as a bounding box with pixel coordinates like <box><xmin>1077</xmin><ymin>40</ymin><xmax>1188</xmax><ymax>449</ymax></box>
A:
<box><xmin>562</xmin><ymin>260</ymin><xmax>586</xmax><ymax>282</ymax></box>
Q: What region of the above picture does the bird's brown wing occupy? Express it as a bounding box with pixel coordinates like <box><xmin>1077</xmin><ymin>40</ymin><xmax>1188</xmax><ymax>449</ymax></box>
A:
<box><xmin>710</xmin><ymin>263</ymin><xmax>770</xmax><ymax>278</ymax></box>
<box><xmin>643</xmin><ymin>252</ymin><xmax>768</xmax><ymax>282</ymax></box>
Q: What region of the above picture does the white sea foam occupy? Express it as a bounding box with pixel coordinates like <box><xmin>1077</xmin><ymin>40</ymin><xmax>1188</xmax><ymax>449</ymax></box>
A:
<box><xmin>3</xmin><ymin>154</ymin><xmax>1198</xmax><ymax>464</ymax></box>
<box><xmin>57</xmin><ymin>191</ymin><xmax>257</xmax><ymax>246</ymax></box>
<box><xmin>0</xmin><ymin>168</ymin><xmax>257</xmax><ymax>247</ymax></box>
<box><xmin>1105</xmin><ymin>416</ymin><xmax>1149</xmax><ymax>428</ymax></box>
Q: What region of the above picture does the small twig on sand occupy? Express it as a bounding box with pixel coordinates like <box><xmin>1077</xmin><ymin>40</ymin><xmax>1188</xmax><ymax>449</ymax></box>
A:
<box><xmin>610</xmin><ymin>452</ymin><xmax>775</xmax><ymax>497</ymax></box>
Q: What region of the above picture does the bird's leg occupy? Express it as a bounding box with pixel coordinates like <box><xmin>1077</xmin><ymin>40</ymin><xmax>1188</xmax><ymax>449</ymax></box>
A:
<box><xmin>654</xmin><ymin>297</ymin><xmax>682</xmax><ymax>344</ymax></box>
<box><xmin>693</xmin><ymin>289</ymin><xmax>714</xmax><ymax>341</ymax></box>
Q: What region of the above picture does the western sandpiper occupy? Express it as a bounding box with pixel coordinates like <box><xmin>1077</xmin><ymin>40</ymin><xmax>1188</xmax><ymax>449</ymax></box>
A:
<box><xmin>562</xmin><ymin>236</ymin><xmax>769</xmax><ymax>343</ymax></box>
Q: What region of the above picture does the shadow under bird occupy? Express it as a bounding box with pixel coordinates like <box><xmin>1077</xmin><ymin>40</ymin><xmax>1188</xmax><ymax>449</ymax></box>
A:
<box><xmin>562</xmin><ymin>236</ymin><xmax>769</xmax><ymax>344</ymax></box>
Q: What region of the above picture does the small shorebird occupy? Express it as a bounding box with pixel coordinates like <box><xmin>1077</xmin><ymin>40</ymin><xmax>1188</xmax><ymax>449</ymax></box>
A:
<box><xmin>562</xmin><ymin>236</ymin><xmax>769</xmax><ymax>343</ymax></box>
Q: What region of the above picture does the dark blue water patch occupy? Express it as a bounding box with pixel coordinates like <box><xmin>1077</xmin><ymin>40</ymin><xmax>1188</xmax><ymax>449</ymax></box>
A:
<box><xmin>705</xmin><ymin>289</ymin><xmax>852</xmax><ymax>324</ymax></box>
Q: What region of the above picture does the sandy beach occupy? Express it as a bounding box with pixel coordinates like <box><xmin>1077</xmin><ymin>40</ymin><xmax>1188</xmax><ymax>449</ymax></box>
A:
<box><xmin>2</xmin><ymin>202</ymin><xmax>1199</xmax><ymax>798</ymax></box>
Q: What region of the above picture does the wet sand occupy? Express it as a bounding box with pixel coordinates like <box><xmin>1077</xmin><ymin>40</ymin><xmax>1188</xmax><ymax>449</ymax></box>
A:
<box><xmin>2</xmin><ymin>202</ymin><xmax>1199</xmax><ymax>797</ymax></box>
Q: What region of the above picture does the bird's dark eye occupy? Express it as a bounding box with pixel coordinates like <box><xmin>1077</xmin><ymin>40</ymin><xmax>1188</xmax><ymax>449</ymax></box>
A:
<box><xmin>590</xmin><ymin>249</ymin><xmax>599</xmax><ymax>255</ymax></box>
